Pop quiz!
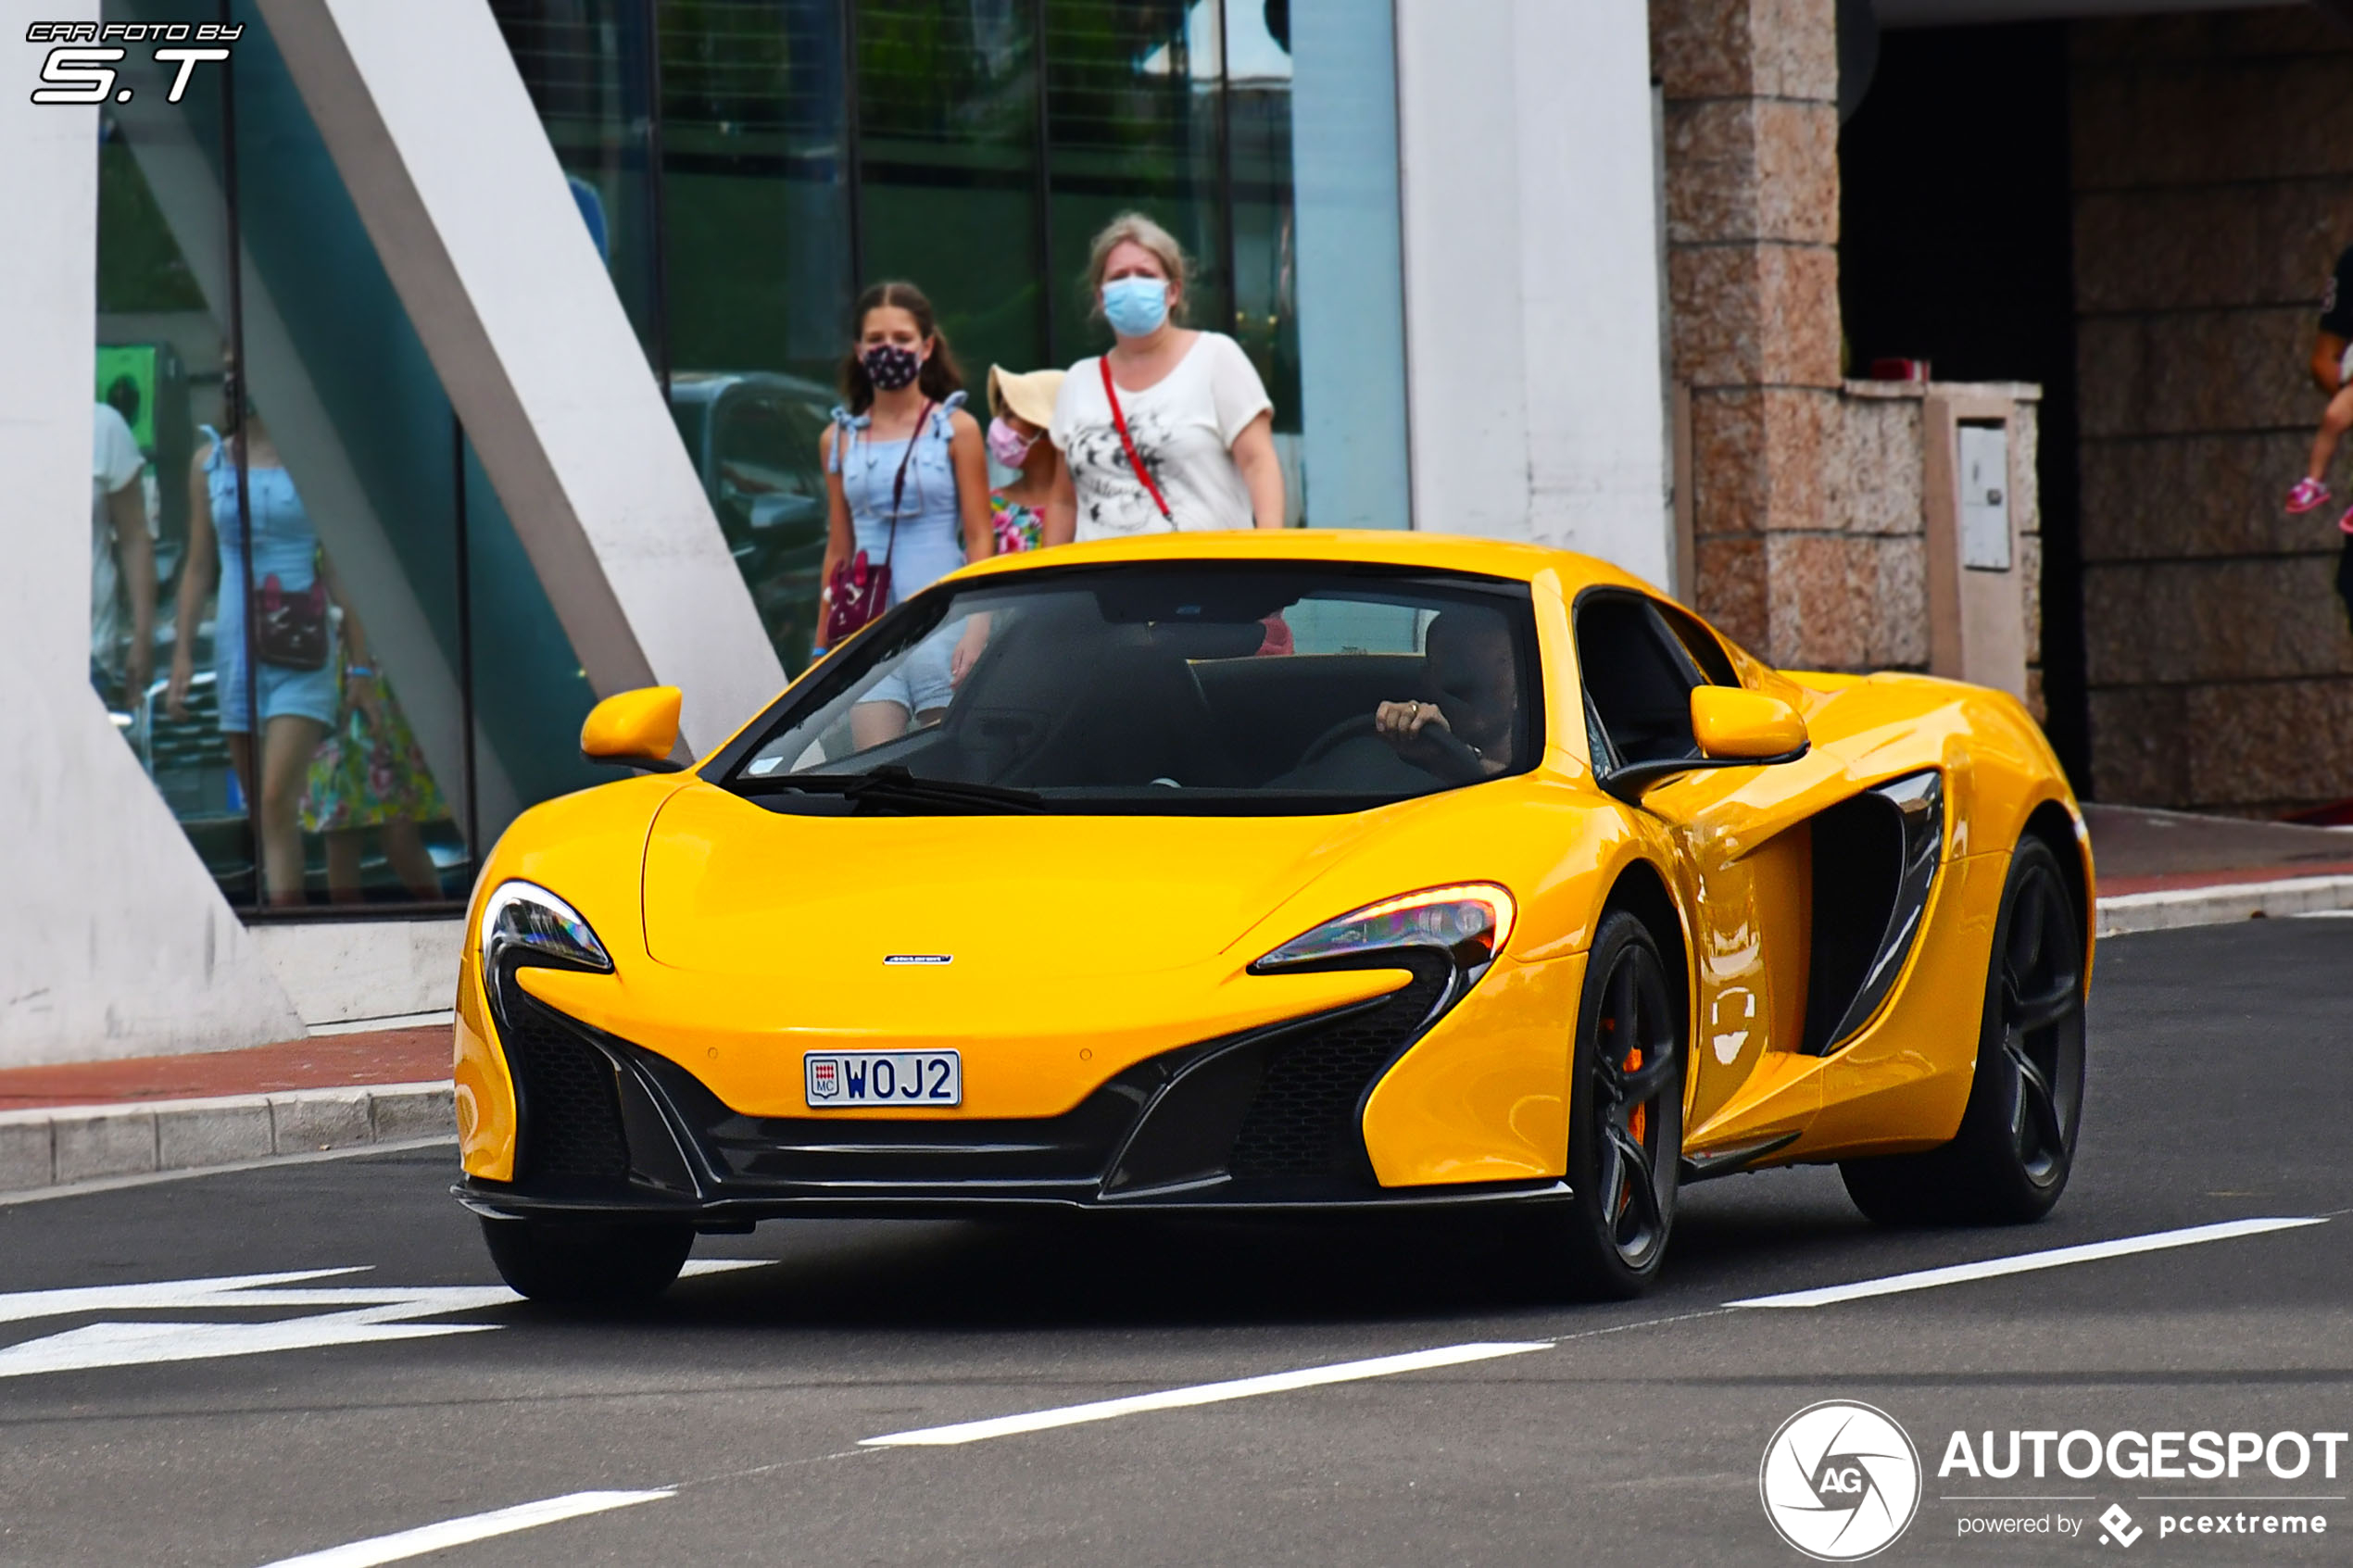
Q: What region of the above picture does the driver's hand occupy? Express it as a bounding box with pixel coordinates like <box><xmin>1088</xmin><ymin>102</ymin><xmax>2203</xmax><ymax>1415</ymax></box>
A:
<box><xmin>1375</xmin><ymin>698</ymin><xmax>1448</xmax><ymax>752</ymax></box>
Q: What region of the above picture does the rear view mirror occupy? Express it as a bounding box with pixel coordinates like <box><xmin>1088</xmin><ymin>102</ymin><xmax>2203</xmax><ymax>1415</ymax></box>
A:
<box><xmin>1691</xmin><ymin>687</ymin><xmax>1807</xmax><ymax>761</ymax></box>
<box><xmin>582</xmin><ymin>686</ymin><xmax>686</xmax><ymax>773</ymax></box>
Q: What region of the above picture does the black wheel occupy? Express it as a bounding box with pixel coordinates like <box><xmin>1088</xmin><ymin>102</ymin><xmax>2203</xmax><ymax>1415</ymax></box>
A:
<box><xmin>1841</xmin><ymin>835</ymin><xmax>2086</xmax><ymax>1226</ymax></box>
<box><xmin>1548</xmin><ymin>910</ymin><xmax>1685</xmax><ymax>1298</ymax></box>
<box><xmin>480</xmin><ymin>1216</ymin><xmax>694</xmax><ymax>1309</ymax></box>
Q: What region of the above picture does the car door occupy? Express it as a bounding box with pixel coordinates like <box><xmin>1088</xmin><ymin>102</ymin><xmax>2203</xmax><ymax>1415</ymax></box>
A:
<box><xmin>1574</xmin><ymin>592</ymin><xmax>1824</xmax><ymax>1160</ymax></box>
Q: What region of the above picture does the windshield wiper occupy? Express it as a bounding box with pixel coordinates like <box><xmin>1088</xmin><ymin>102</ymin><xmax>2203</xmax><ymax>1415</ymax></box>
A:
<box><xmin>734</xmin><ymin>765</ymin><xmax>1044</xmax><ymax>814</ymax></box>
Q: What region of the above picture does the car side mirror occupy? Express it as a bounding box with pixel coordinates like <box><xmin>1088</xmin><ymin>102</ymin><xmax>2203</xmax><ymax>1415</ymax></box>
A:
<box><xmin>1691</xmin><ymin>686</ymin><xmax>1807</xmax><ymax>761</ymax></box>
<box><xmin>581</xmin><ymin>686</ymin><xmax>686</xmax><ymax>773</ymax></box>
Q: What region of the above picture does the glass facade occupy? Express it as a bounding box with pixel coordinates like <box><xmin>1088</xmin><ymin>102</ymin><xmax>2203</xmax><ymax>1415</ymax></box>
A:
<box><xmin>92</xmin><ymin>0</ymin><xmax>603</xmax><ymax>913</ymax></box>
<box><xmin>87</xmin><ymin>0</ymin><xmax>1405</xmax><ymax>918</ymax></box>
<box><xmin>494</xmin><ymin>0</ymin><xmax>1409</xmax><ymax>673</ymax></box>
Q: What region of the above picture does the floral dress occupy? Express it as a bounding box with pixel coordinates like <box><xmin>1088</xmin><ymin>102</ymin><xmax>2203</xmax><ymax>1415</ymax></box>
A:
<box><xmin>991</xmin><ymin>492</ymin><xmax>1044</xmax><ymax>554</ymax></box>
<box><xmin>301</xmin><ymin>659</ymin><xmax>450</xmax><ymax>833</ymax></box>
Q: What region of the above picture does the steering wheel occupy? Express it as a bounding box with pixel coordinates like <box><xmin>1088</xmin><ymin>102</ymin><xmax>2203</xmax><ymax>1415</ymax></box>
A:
<box><xmin>1293</xmin><ymin>713</ymin><xmax>1378</xmax><ymax>771</ymax></box>
<box><xmin>1291</xmin><ymin>710</ymin><xmax>1488</xmax><ymax>784</ymax></box>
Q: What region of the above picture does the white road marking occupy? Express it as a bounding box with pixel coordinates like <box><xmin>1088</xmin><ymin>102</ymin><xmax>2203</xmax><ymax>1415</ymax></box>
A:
<box><xmin>862</xmin><ymin>1340</ymin><xmax>1554</xmax><ymax>1447</ymax></box>
<box><xmin>863</xmin><ymin>1217</ymin><xmax>2330</xmax><ymax>1448</ymax></box>
<box><xmin>0</xmin><ymin>1261</ymin><xmax>765</xmax><ymax>1379</ymax></box>
<box><xmin>253</xmin><ymin>1490</ymin><xmax>672</xmax><ymax>1568</ymax></box>
<box><xmin>1725</xmin><ymin>1216</ymin><xmax>2327</xmax><ymax>1309</ymax></box>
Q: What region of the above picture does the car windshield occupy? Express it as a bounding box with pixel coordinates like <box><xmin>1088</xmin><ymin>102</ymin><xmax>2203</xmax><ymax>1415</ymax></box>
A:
<box><xmin>716</xmin><ymin>562</ymin><xmax>1541</xmax><ymax>815</ymax></box>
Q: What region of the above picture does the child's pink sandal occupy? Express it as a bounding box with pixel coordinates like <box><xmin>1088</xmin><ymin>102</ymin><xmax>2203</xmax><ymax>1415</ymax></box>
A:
<box><xmin>2288</xmin><ymin>477</ymin><xmax>2332</xmax><ymax>514</ymax></box>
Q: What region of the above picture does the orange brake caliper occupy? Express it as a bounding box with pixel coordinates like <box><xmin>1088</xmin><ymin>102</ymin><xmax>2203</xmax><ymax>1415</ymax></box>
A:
<box><xmin>1626</xmin><ymin>1047</ymin><xmax>1647</xmax><ymax>1146</ymax></box>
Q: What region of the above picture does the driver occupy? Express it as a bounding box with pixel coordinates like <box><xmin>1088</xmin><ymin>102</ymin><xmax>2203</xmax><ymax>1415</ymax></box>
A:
<box><xmin>1269</xmin><ymin>607</ymin><xmax>1517</xmax><ymax>791</ymax></box>
<box><xmin>1374</xmin><ymin>608</ymin><xmax>1516</xmax><ymax>777</ymax></box>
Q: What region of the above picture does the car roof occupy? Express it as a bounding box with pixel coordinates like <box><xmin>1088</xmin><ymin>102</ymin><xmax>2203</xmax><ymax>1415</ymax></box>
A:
<box><xmin>949</xmin><ymin>529</ymin><xmax>1661</xmax><ymax>596</ymax></box>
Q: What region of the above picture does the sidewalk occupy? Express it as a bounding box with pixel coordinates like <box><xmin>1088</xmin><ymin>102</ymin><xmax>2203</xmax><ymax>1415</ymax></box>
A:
<box><xmin>2084</xmin><ymin>802</ymin><xmax>2353</xmax><ymax>933</ymax></box>
<box><xmin>4</xmin><ymin>801</ymin><xmax>2347</xmax><ymax>1197</ymax></box>
<box><xmin>0</xmin><ymin>1028</ymin><xmax>450</xmax><ymax>1112</ymax></box>
<box><xmin>0</xmin><ymin>1028</ymin><xmax>454</xmax><ymax>1195</ymax></box>
<box><xmin>2085</xmin><ymin>802</ymin><xmax>2353</xmax><ymax>895</ymax></box>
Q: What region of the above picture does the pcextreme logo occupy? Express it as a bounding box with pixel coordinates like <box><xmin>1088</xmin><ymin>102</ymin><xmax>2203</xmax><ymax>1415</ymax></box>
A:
<box><xmin>1762</xmin><ymin>1401</ymin><xmax>1924</xmax><ymax>1561</ymax></box>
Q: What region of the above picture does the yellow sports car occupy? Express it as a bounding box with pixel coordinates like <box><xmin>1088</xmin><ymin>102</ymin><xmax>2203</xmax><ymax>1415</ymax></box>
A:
<box><xmin>453</xmin><ymin>531</ymin><xmax>2091</xmax><ymax>1305</ymax></box>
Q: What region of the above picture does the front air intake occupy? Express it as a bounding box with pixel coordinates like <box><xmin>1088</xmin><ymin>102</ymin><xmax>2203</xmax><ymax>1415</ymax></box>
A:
<box><xmin>1227</xmin><ymin>964</ymin><xmax>1451</xmax><ymax>1182</ymax></box>
<box><xmin>494</xmin><ymin>981</ymin><xmax>631</xmax><ymax>1181</ymax></box>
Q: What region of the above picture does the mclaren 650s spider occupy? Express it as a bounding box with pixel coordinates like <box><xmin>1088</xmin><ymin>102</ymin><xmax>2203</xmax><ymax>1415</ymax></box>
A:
<box><xmin>453</xmin><ymin>530</ymin><xmax>2091</xmax><ymax>1306</ymax></box>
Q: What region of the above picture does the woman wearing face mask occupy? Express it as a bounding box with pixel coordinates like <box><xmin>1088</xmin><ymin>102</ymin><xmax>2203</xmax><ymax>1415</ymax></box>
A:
<box><xmin>817</xmin><ymin>282</ymin><xmax>994</xmax><ymax>746</ymax></box>
<box><xmin>983</xmin><ymin>365</ymin><xmax>1065</xmax><ymax>553</ymax></box>
<box><xmin>1045</xmin><ymin>212</ymin><xmax>1285</xmax><ymax>544</ymax></box>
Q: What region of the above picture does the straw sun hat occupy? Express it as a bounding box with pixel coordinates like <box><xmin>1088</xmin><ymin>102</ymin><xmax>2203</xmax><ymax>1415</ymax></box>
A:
<box><xmin>988</xmin><ymin>364</ymin><xmax>1065</xmax><ymax>430</ymax></box>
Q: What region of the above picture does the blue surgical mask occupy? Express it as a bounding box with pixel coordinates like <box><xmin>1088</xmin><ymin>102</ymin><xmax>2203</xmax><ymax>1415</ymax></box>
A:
<box><xmin>1101</xmin><ymin>276</ymin><xmax>1170</xmax><ymax>338</ymax></box>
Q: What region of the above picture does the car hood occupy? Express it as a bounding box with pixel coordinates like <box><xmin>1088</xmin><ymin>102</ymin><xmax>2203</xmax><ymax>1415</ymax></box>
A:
<box><xmin>505</xmin><ymin>769</ymin><xmax>1606</xmax><ymax>1121</ymax></box>
<box><xmin>640</xmin><ymin>783</ymin><xmax>1384</xmax><ymax>982</ymax></box>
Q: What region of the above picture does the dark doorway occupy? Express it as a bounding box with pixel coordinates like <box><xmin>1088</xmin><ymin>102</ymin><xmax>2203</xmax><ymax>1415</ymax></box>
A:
<box><xmin>1840</xmin><ymin>22</ymin><xmax>2089</xmax><ymax>791</ymax></box>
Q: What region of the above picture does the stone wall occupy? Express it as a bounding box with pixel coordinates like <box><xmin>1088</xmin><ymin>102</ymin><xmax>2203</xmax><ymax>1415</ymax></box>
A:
<box><xmin>2073</xmin><ymin>9</ymin><xmax>2353</xmax><ymax>812</ymax></box>
<box><xmin>1652</xmin><ymin>0</ymin><xmax>2041</xmax><ymax>689</ymax></box>
<box><xmin>1652</xmin><ymin>0</ymin><xmax>1847</xmax><ymax>659</ymax></box>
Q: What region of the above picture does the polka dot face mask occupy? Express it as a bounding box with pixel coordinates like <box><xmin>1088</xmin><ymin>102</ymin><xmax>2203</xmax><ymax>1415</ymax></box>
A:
<box><xmin>862</xmin><ymin>343</ymin><xmax>923</xmax><ymax>393</ymax></box>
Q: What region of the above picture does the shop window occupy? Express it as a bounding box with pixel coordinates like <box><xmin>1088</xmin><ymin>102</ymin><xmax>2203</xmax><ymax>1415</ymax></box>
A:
<box><xmin>94</xmin><ymin>0</ymin><xmax>602</xmax><ymax>912</ymax></box>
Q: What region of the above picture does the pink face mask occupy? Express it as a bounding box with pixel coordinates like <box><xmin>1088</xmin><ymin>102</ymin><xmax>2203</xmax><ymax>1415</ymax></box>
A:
<box><xmin>987</xmin><ymin>416</ymin><xmax>1038</xmax><ymax>469</ymax></box>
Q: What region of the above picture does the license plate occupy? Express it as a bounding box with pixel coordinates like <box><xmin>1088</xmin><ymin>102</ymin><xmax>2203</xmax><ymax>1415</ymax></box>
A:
<box><xmin>804</xmin><ymin>1049</ymin><xmax>962</xmax><ymax>1108</ymax></box>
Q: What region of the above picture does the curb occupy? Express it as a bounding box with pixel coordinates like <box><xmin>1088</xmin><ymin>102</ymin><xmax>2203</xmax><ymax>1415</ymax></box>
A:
<box><xmin>0</xmin><ymin>1082</ymin><xmax>454</xmax><ymax>1195</ymax></box>
<box><xmin>2095</xmin><ymin>873</ymin><xmax>2353</xmax><ymax>938</ymax></box>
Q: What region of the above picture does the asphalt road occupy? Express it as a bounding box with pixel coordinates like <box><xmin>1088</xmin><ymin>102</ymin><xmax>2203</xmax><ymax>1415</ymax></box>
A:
<box><xmin>1</xmin><ymin>918</ymin><xmax>2347</xmax><ymax>1567</ymax></box>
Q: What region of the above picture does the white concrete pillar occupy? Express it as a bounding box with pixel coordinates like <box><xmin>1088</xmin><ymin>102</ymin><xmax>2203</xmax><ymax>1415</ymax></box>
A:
<box><xmin>1393</xmin><ymin>0</ymin><xmax>1671</xmax><ymax>584</ymax></box>
<box><xmin>0</xmin><ymin>11</ymin><xmax>304</xmax><ymax>1067</ymax></box>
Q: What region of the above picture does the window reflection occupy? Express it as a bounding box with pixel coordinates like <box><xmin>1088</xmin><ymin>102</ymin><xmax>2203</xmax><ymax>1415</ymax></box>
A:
<box><xmin>673</xmin><ymin>372</ymin><xmax>838</xmax><ymax>673</ymax></box>
<box><xmin>90</xmin><ymin>0</ymin><xmax>1414</xmax><ymax>915</ymax></box>
<box><xmin>493</xmin><ymin>0</ymin><xmax>1406</xmax><ymax>669</ymax></box>
<box><xmin>1047</xmin><ymin>0</ymin><xmax>1229</xmax><ymax>365</ymax></box>
<box><xmin>859</xmin><ymin>0</ymin><xmax>1048</xmax><ymax>383</ymax></box>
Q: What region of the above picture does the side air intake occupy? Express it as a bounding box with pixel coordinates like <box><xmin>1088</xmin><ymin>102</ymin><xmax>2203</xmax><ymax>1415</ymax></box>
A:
<box><xmin>1802</xmin><ymin>771</ymin><xmax>1944</xmax><ymax>1055</ymax></box>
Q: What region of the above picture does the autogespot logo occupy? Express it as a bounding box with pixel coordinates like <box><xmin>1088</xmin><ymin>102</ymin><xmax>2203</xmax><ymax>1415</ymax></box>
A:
<box><xmin>1761</xmin><ymin>1400</ymin><xmax>1924</xmax><ymax>1562</ymax></box>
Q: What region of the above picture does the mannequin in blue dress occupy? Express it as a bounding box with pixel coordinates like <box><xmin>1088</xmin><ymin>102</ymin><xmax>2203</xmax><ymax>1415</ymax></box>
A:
<box><xmin>165</xmin><ymin>353</ymin><xmax>356</xmax><ymax>906</ymax></box>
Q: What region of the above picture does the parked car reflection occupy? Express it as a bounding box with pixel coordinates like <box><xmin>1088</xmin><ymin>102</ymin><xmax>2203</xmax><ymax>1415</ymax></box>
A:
<box><xmin>668</xmin><ymin>370</ymin><xmax>835</xmax><ymax>677</ymax></box>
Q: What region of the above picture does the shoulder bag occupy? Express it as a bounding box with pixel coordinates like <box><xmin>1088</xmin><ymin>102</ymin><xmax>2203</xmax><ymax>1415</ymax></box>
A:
<box><xmin>824</xmin><ymin>399</ymin><xmax>932</xmax><ymax>647</ymax></box>
<box><xmin>256</xmin><ymin>569</ymin><xmax>330</xmax><ymax>671</ymax></box>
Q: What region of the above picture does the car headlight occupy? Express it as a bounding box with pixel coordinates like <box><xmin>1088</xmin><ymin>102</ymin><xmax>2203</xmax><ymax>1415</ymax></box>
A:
<box><xmin>1251</xmin><ymin>884</ymin><xmax>1516</xmax><ymax>977</ymax></box>
<box><xmin>479</xmin><ymin>879</ymin><xmax>612</xmax><ymax>975</ymax></box>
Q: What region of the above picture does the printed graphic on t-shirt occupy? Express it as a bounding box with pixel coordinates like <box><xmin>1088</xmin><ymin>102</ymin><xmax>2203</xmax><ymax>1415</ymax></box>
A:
<box><xmin>1066</xmin><ymin>407</ymin><xmax>1176</xmax><ymax>537</ymax></box>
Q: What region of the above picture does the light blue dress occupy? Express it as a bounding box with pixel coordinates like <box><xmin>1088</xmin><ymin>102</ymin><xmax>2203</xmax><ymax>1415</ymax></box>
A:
<box><xmin>201</xmin><ymin>426</ymin><xmax>336</xmax><ymax>734</ymax></box>
<box><xmin>829</xmin><ymin>393</ymin><xmax>970</xmax><ymax>714</ymax></box>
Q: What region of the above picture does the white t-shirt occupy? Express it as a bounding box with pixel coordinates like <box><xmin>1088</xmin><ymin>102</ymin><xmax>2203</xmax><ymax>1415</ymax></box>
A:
<box><xmin>1050</xmin><ymin>332</ymin><xmax>1271</xmax><ymax>540</ymax></box>
<box><xmin>91</xmin><ymin>403</ymin><xmax>145</xmax><ymax>668</ymax></box>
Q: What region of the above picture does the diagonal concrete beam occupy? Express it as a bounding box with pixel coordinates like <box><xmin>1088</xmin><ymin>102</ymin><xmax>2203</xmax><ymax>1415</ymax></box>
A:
<box><xmin>253</xmin><ymin>0</ymin><xmax>783</xmax><ymax>756</ymax></box>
